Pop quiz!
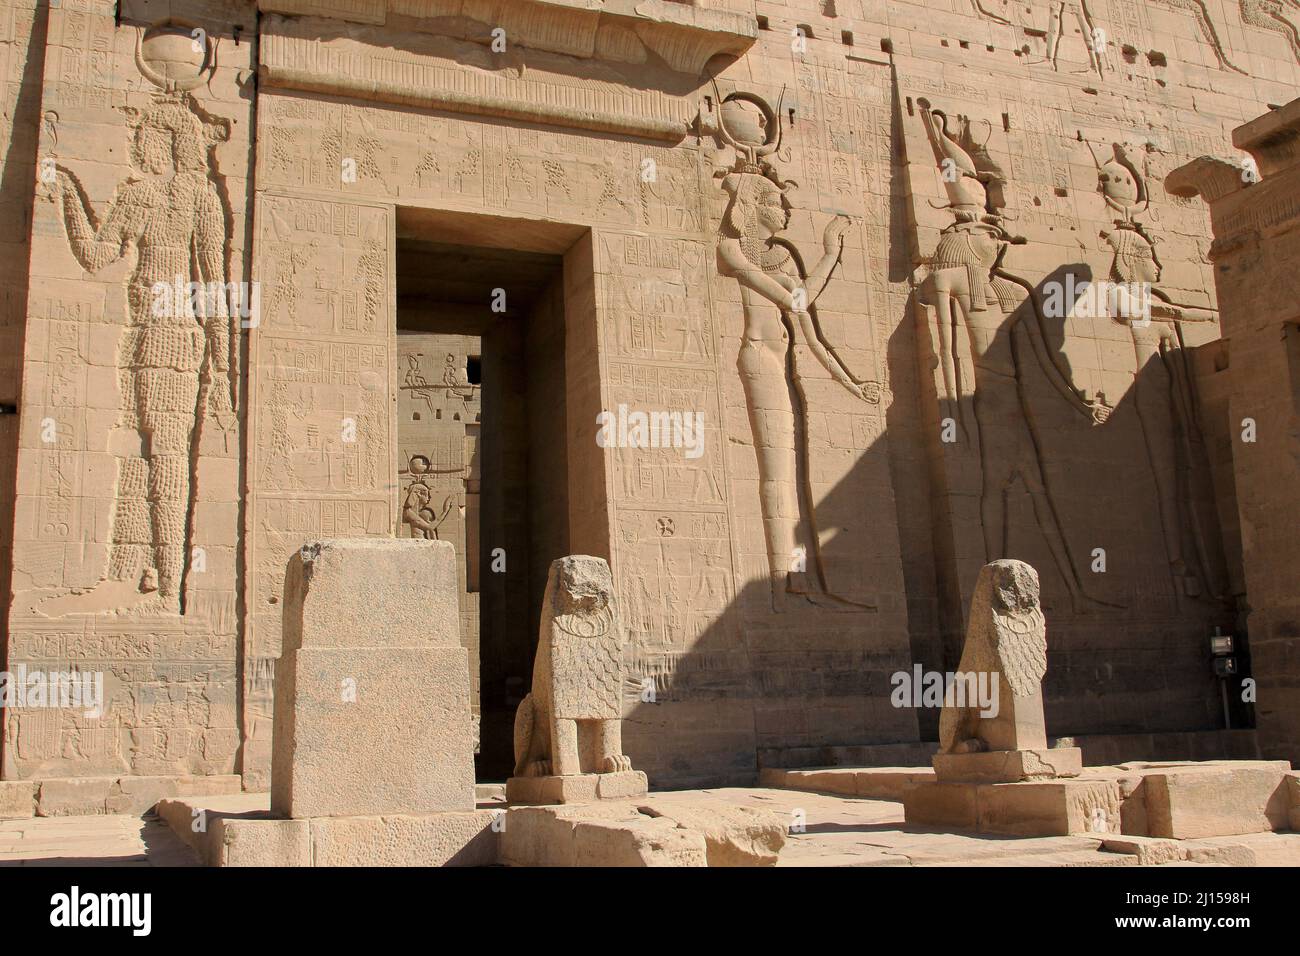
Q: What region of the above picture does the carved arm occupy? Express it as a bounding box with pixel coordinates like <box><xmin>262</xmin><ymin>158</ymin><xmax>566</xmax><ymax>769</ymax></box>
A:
<box><xmin>55</xmin><ymin>171</ymin><xmax>139</xmax><ymax>274</ymax></box>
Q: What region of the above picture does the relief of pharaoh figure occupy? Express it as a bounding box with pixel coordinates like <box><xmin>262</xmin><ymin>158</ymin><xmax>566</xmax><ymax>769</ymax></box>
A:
<box><xmin>47</xmin><ymin>30</ymin><xmax>232</xmax><ymax>613</ymax></box>
<box><xmin>915</xmin><ymin>102</ymin><xmax>1116</xmax><ymax>613</ymax></box>
<box><xmin>1088</xmin><ymin>142</ymin><xmax>1222</xmax><ymax>600</ymax></box>
<box><xmin>714</xmin><ymin>92</ymin><xmax>883</xmax><ymax>613</ymax></box>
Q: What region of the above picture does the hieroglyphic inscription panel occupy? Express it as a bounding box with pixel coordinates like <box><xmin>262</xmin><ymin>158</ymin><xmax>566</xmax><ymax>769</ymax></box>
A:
<box><xmin>244</xmin><ymin>191</ymin><xmax>396</xmax><ymax>786</ymax></box>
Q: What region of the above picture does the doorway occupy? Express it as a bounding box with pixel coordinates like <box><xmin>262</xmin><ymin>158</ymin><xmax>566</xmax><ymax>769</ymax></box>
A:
<box><xmin>396</xmin><ymin>218</ymin><xmax>583</xmax><ymax>782</ymax></box>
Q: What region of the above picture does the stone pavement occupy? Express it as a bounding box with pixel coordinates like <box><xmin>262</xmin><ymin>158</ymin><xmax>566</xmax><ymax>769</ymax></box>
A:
<box><xmin>0</xmin><ymin>814</ymin><xmax>199</xmax><ymax>867</ymax></box>
<box><xmin>685</xmin><ymin>787</ymin><xmax>1300</xmax><ymax>866</ymax></box>
<box><xmin>3</xmin><ymin>786</ymin><xmax>1298</xmax><ymax>866</ymax></box>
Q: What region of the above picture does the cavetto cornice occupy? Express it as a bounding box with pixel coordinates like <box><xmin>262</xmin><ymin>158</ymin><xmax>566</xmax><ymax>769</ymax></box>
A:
<box><xmin>256</xmin><ymin>0</ymin><xmax>757</xmax><ymax>140</ymax></box>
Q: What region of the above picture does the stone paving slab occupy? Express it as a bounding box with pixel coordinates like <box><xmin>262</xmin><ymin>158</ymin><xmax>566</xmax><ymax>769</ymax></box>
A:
<box><xmin>0</xmin><ymin>815</ymin><xmax>199</xmax><ymax>867</ymax></box>
<box><xmin>0</xmin><ymin>786</ymin><xmax>1296</xmax><ymax>867</ymax></box>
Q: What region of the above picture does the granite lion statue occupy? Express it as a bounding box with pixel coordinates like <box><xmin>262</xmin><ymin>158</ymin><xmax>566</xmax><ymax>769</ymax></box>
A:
<box><xmin>513</xmin><ymin>555</ymin><xmax>634</xmax><ymax>777</ymax></box>
<box><xmin>939</xmin><ymin>558</ymin><xmax>1048</xmax><ymax>755</ymax></box>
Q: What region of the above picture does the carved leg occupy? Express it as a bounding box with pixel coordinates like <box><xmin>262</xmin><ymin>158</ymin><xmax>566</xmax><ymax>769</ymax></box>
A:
<box><xmin>1133</xmin><ymin>373</ymin><xmax>1189</xmax><ymax>587</ymax></box>
<box><xmin>1024</xmin><ymin>486</ymin><xmax>1119</xmax><ymax>612</ymax></box>
<box><xmin>597</xmin><ymin>719</ymin><xmax>632</xmax><ymax>773</ymax></box>
<box><xmin>979</xmin><ymin>470</ymin><xmax>1006</xmax><ymax>563</ymax></box>
<box><xmin>1010</xmin><ymin>409</ymin><xmax>1124</xmax><ymax>611</ymax></box>
<box><xmin>514</xmin><ymin>696</ymin><xmax>551</xmax><ymax>777</ymax></box>
<box><xmin>739</xmin><ymin>338</ymin><xmax>803</xmax><ymax>612</ymax></box>
<box><xmin>550</xmin><ymin>717</ymin><xmax>581</xmax><ymax>776</ymax></box>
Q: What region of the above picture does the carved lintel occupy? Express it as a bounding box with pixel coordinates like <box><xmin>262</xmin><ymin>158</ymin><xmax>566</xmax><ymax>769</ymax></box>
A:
<box><xmin>256</xmin><ymin>2</ymin><xmax>755</xmax><ymax>140</ymax></box>
<box><xmin>259</xmin><ymin>0</ymin><xmax>756</xmax><ymax>69</ymax></box>
<box><xmin>258</xmin><ymin>13</ymin><xmax>747</xmax><ymax>140</ymax></box>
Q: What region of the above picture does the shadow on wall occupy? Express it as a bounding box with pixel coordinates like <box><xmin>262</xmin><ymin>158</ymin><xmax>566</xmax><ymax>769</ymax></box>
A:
<box><xmin>608</xmin><ymin>247</ymin><xmax>1243</xmax><ymax>790</ymax></box>
<box><xmin>894</xmin><ymin>250</ymin><xmax>1241</xmax><ymax>764</ymax></box>
<box><xmin>0</xmin><ymin>2</ymin><xmax>51</xmax><ymax>778</ymax></box>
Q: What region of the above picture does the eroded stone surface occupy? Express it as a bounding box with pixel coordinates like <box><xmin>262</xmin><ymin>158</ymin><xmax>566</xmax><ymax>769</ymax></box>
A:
<box><xmin>637</xmin><ymin>798</ymin><xmax>786</xmax><ymax>866</ymax></box>
<box><xmin>0</xmin><ymin>1</ymin><xmax>1296</xmax><ymax>809</ymax></box>
<box><xmin>501</xmin><ymin>804</ymin><xmax>707</xmax><ymax>867</ymax></box>
<box><xmin>310</xmin><ymin>811</ymin><xmax>500</xmax><ymax>867</ymax></box>
<box><xmin>1142</xmin><ymin>765</ymin><xmax>1293</xmax><ymax>838</ymax></box>
<box><xmin>131</xmin><ymin>785</ymin><xmax>1300</xmax><ymax>868</ymax></box>
<box><xmin>0</xmin><ymin>782</ymin><xmax>35</xmax><ymax>819</ymax></box>
<box><xmin>271</xmin><ymin>539</ymin><xmax>475</xmax><ymax>819</ymax></box>
<box><xmin>508</xmin><ymin>556</ymin><xmax>641</xmax><ymax>802</ymax></box>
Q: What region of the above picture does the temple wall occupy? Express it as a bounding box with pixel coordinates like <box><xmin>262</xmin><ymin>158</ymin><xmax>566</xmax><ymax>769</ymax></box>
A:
<box><xmin>3</xmin><ymin>0</ymin><xmax>253</xmax><ymax>780</ymax></box>
<box><xmin>2</xmin><ymin>0</ymin><xmax>1298</xmax><ymax>786</ymax></box>
<box><xmin>1169</xmin><ymin>108</ymin><xmax>1300</xmax><ymax>763</ymax></box>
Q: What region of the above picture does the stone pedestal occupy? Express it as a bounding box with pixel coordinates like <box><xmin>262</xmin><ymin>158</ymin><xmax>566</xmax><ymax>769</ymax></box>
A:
<box><xmin>904</xmin><ymin>777</ymin><xmax>1119</xmax><ymax>837</ymax></box>
<box><xmin>933</xmin><ymin>747</ymin><xmax>1082</xmax><ymax>783</ymax></box>
<box><xmin>506</xmin><ymin>770</ymin><xmax>648</xmax><ymax>806</ymax></box>
<box><xmin>271</xmin><ymin>539</ymin><xmax>475</xmax><ymax>820</ymax></box>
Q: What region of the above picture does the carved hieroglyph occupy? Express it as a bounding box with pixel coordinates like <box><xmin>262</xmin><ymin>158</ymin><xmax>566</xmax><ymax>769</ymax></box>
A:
<box><xmin>49</xmin><ymin>78</ymin><xmax>233</xmax><ymax>612</ymax></box>
<box><xmin>513</xmin><ymin>556</ymin><xmax>633</xmax><ymax>778</ymax></box>
<box><xmin>244</xmin><ymin>191</ymin><xmax>397</xmax><ymax>787</ymax></box>
<box><xmin>2</xmin><ymin>14</ymin><xmax>245</xmax><ymax>782</ymax></box>
<box><xmin>6</xmin><ymin>0</ymin><xmax>1298</xmax><ymax>791</ymax></box>
<box><xmin>712</xmin><ymin>91</ymin><xmax>883</xmax><ymax>613</ymax></box>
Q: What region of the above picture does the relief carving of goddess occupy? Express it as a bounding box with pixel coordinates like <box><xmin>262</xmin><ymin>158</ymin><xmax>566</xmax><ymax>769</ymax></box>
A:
<box><xmin>45</xmin><ymin>26</ymin><xmax>233</xmax><ymax>614</ymax></box>
<box><xmin>713</xmin><ymin>92</ymin><xmax>883</xmax><ymax>612</ymax></box>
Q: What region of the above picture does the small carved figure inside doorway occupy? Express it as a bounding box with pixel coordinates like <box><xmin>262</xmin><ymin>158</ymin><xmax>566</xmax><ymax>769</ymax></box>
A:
<box><xmin>402</xmin><ymin>479</ymin><xmax>455</xmax><ymax>540</ymax></box>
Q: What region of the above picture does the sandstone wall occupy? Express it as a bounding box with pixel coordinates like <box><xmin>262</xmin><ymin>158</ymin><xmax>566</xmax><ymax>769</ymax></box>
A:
<box><xmin>1169</xmin><ymin>106</ymin><xmax>1300</xmax><ymax>763</ymax></box>
<box><xmin>1</xmin><ymin>0</ymin><xmax>1296</xmax><ymax>786</ymax></box>
<box><xmin>3</xmin><ymin>0</ymin><xmax>253</xmax><ymax>780</ymax></box>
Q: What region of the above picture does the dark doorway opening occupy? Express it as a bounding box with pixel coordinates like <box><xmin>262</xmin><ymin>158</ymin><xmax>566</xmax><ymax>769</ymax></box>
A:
<box><xmin>396</xmin><ymin>236</ymin><xmax>570</xmax><ymax>782</ymax></box>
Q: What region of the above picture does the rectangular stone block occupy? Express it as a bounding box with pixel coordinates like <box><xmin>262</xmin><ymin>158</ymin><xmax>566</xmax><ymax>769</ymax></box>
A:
<box><xmin>36</xmin><ymin>777</ymin><xmax>114</xmax><ymax>816</ymax></box>
<box><xmin>1144</xmin><ymin>766</ymin><xmax>1292</xmax><ymax>838</ymax></box>
<box><xmin>902</xmin><ymin>781</ymin><xmax>979</xmax><ymax>830</ymax></box>
<box><xmin>501</xmin><ymin>804</ymin><xmax>706</xmax><ymax>867</ymax></box>
<box><xmin>0</xmin><ymin>781</ymin><xmax>35</xmax><ymax>818</ymax></box>
<box><xmin>760</xmin><ymin>767</ymin><xmax>935</xmax><ymax>800</ymax></box>
<box><xmin>905</xmin><ymin>777</ymin><xmax>1120</xmax><ymax>837</ymax></box>
<box><xmin>105</xmin><ymin>774</ymin><xmax>242</xmax><ymax>815</ymax></box>
<box><xmin>1101</xmin><ymin>836</ymin><xmax>1186</xmax><ymax>865</ymax></box>
<box><xmin>637</xmin><ymin>800</ymin><xmax>785</xmax><ymax>866</ymax></box>
<box><xmin>282</xmin><ymin>539</ymin><xmax>461</xmax><ymax>651</ymax></box>
<box><xmin>310</xmin><ymin>811</ymin><xmax>500</xmax><ymax>866</ymax></box>
<box><xmin>157</xmin><ymin>794</ymin><xmax>272</xmax><ymax>865</ymax></box>
<box><xmin>975</xmin><ymin>779</ymin><xmax>1119</xmax><ymax>837</ymax></box>
<box><xmin>933</xmin><ymin>747</ymin><xmax>1082</xmax><ymax>783</ymax></box>
<box><xmin>572</xmin><ymin>817</ymin><xmax>707</xmax><ymax>867</ymax></box>
<box><xmin>499</xmin><ymin>806</ymin><xmax>583</xmax><ymax>868</ymax></box>
<box><xmin>506</xmin><ymin>770</ymin><xmax>647</xmax><ymax>805</ymax></box>
<box><xmin>272</xmin><ymin>645</ymin><xmax>475</xmax><ymax>818</ymax></box>
<box><xmin>215</xmin><ymin>817</ymin><xmax>311</xmax><ymax>867</ymax></box>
